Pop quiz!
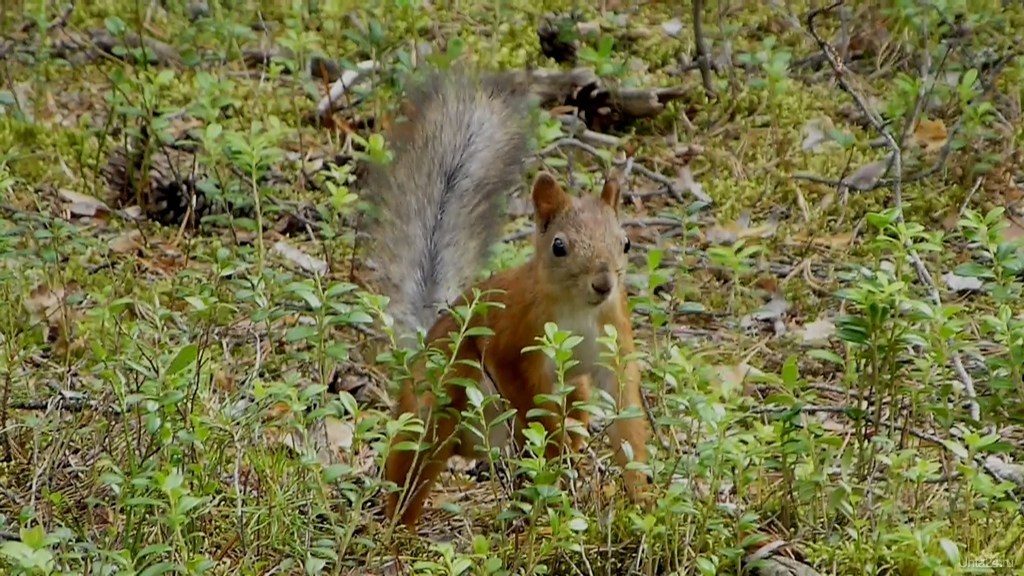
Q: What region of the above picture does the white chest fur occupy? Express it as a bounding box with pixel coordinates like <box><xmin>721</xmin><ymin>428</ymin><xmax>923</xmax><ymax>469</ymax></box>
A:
<box><xmin>549</xmin><ymin>306</ymin><xmax>607</xmax><ymax>376</ymax></box>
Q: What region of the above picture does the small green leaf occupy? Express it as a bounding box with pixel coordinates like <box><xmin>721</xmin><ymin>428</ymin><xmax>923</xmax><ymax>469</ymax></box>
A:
<box><xmin>205</xmin><ymin>123</ymin><xmax>223</xmax><ymax>142</ymax></box>
<box><xmin>304</xmin><ymin>554</ymin><xmax>327</xmax><ymax>576</ymax></box>
<box><xmin>184</xmin><ymin>296</ymin><xmax>207</xmax><ymax>311</ymax></box>
<box><xmin>160</xmin><ymin>470</ymin><xmax>184</xmax><ymax>493</ymax></box>
<box><xmin>177</xmin><ymin>495</ymin><xmax>204</xmax><ymax>515</ymax></box>
<box><xmin>139</xmin><ymin>561</ymin><xmax>179</xmax><ymax>576</ymax></box>
<box><xmin>807</xmin><ymin>349</ymin><xmax>844</xmax><ymax>365</ymax></box>
<box><xmin>137</xmin><ymin>543</ymin><xmax>173</xmax><ymax>559</ymax></box>
<box><xmin>953</xmin><ymin>262</ymin><xmax>995</xmax><ymax>279</ymax></box>
<box><xmin>167</xmin><ymin>343</ymin><xmax>198</xmax><ymax>376</ymax></box>
<box><xmin>939</xmin><ymin>538</ymin><xmax>960</xmax><ymax>565</ymax></box>
<box><xmin>466</xmin><ymin>384</ymin><xmax>484</xmax><ymax>408</ymax></box>
<box><xmin>567</xmin><ymin>517</ymin><xmax>588</xmax><ymax>532</ymax></box>
<box><xmin>104</xmin><ymin>15</ymin><xmax>126</xmax><ymax>35</ymax></box>
<box><xmin>323</xmin><ymin>464</ymin><xmax>350</xmax><ymax>482</ymax></box>
<box><xmin>781</xmin><ymin>356</ymin><xmax>799</xmax><ymax>386</ymax></box>
<box><xmin>20</xmin><ymin>525</ymin><xmax>46</xmax><ymax>549</ymax></box>
<box><xmin>695</xmin><ymin>557</ymin><xmax>717</xmax><ymax>576</ymax></box>
<box><xmin>286</xmin><ymin>325</ymin><xmax>319</xmax><ymax>342</ymax></box>
<box><xmin>942</xmin><ymin>439</ymin><xmax>969</xmax><ymax>459</ymax></box>
<box><xmin>0</xmin><ymin>541</ymin><xmax>34</xmax><ymax>562</ymax></box>
<box><xmin>155</xmin><ymin>69</ymin><xmax>176</xmax><ymax>86</ymax></box>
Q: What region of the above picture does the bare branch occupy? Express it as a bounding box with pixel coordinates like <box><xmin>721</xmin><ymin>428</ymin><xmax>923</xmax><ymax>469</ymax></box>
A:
<box><xmin>535</xmin><ymin>137</ymin><xmax>712</xmax><ymax>204</ymax></box>
<box><xmin>806</xmin><ymin>0</ymin><xmax>980</xmax><ymax>423</ymax></box>
<box><xmin>691</xmin><ymin>0</ymin><xmax>716</xmax><ymax>99</ymax></box>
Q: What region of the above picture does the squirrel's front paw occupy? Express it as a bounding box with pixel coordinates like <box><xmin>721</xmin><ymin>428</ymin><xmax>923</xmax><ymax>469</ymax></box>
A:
<box><xmin>623</xmin><ymin>469</ymin><xmax>655</xmax><ymax>509</ymax></box>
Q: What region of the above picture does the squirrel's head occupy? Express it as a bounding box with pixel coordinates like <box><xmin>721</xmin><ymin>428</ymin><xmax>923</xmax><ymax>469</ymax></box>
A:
<box><xmin>530</xmin><ymin>170</ymin><xmax>630</xmax><ymax>308</ymax></box>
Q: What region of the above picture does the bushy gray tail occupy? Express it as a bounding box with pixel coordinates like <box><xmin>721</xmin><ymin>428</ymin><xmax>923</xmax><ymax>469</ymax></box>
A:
<box><xmin>364</xmin><ymin>71</ymin><xmax>530</xmax><ymax>340</ymax></box>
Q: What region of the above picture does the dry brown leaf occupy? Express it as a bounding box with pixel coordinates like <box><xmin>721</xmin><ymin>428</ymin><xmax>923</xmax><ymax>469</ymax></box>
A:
<box><xmin>266</xmin><ymin>407</ymin><xmax>356</xmax><ymax>467</ymax></box>
<box><xmin>741</xmin><ymin>294</ymin><xmax>791</xmax><ymax>337</ymax></box>
<box><xmin>109</xmin><ymin>230</ymin><xmax>143</xmax><ymax>254</ymax></box>
<box><xmin>661</xmin><ymin>18</ymin><xmax>683</xmax><ymax>38</ymax></box>
<box><xmin>842</xmin><ymin>159</ymin><xmax>888</xmax><ymax>190</ymax></box>
<box><xmin>24</xmin><ymin>282</ymin><xmax>84</xmax><ymax>353</ymax></box>
<box><xmin>229</xmin><ymin>229</ymin><xmax>258</xmax><ymax>245</ymax></box>
<box><xmin>748</xmin><ymin>555</ymin><xmax>823</xmax><ymax>576</ymax></box>
<box><xmin>169</xmin><ymin>116</ymin><xmax>204</xmax><ymax>140</ymax></box>
<box><xmin>942</xmin><ymin>271</ymin><xmax>983</xmax><ymax>292</ymax></box>
<box><xmin>24</xmin><ymin>284</ymin><xmax>69</xmax><ymax>322</ymax></box>
<box><xmin>998</xmin><ymin>217</ymin><xmax>1024</xmax><ymax>244</ymax></box>
<box><xmin>548</xmin><ymin>105</ymin><xmax>577</xmax><ymax>116</ymax></box>
<box><xmin>212</xmin><ymin>369</ymin><xmax>236</xmax><ymax>393</ymax></box>
<box><xmin>799</xmin><ymin>318</ymin><xmax>836</xmax><ymax>344</ymax></box>
<box><xmin>911</xmin><ymin>118</ymin><xmax>948</xmax><ymax>153</ymax></box>
<box><xmin>272</xmin><ymin>240</ymin><xmax>327</xmax><ymax>276</ymax></box>
<box><xmin>264</xmin><ymin>402</ymin><xmax>293</xmax><ymax>420</ymax></box>
<box><xmin>58</xmin><ymin>189</ymin><xmax>110</xmax><ymax>217</ymax></box>
<box><xmin>708</xmin><ymin>363</ymin><xmax>764</xmax><ymax>399</ymax></box>
<box><xmin>676</xmin><ymin>164</ymin><xmax>706</xmax><ymax>202</ymax></box>
<box><xmin>817</xmin><ymin>190</ymin><xmax>836</xmax><ymax>213</ymax></box>
<box><xmin>787</xmin><ymin>231</ymin><xmax>854</xmax><ymax>249</ymax></box>
<box><xmin>941</xmin><ymin>210</ymin><xmax>961</xmax><ymax>232</ymax></box>
<box><xmin>743</xmin><ymin>294</ymin><xmax>790</xmax><ymax>324</ymax></box>
<box><xmin>705</xmin><ymin>213</ymin><xmax>778</xmax><ymax>245</ymax></box>
<box><xmin>801</xmin><ymin>116</ymin><xmax>836</xmax><ymax>153</ymax></box>
<box><xmin>122</xmin><ymin>206</ymin><xmax>144</xmax><ymax>220</ymax></box>
<box><xmin>320</xmin><ymin>416</ymin><xmax>354</xmax><ymax>452</ymax></box>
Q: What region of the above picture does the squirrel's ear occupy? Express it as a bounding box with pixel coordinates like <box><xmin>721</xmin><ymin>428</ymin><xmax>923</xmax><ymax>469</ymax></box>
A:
<box><xmin>599</xmin><ymin>167</ymin><xmax>624</xmax><ymax>214</ymax></box>
<box><xmin>532</xmin><ymin>172</ymin><xmax>570</xmax><ymax>230</ymax></box>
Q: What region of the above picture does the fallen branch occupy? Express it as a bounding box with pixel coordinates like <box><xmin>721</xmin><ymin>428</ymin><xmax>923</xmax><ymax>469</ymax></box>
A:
<box><xmin>52</xmin><ymin>28</ymin><xmax>181</xmax><ymax>66</ymax></box>
<box><xmin>750</xmin><ymin>404</ymin><xmax>854</xmax><ymax>416</ymax></box>
<box><xmin>314</xmin><ymin>59</ymin><xmax>380</xmax><ymax>121</ymax></box>
<box><xmin>552</xmin><ymin>114</ymin><xmax>622</xmax><ymax>148</ymax></box>
<box><xmin>8</xmin><ymin>395</ymin><xmax>121</xmax><ymax>416</ymax></box>
<box><xmin>501</xmin><ymin>67</ymin><xmax>693</xmax><ymax>129</ymax></box>
<box><xmin>568</xmin><ymin>81</ymin><xmax>691</xmax><ymax>132</ymax></box>
<box><xmin>503</xmin><ymin>67</ymin><xmax>600</xmax><ymax>107</ymax></box>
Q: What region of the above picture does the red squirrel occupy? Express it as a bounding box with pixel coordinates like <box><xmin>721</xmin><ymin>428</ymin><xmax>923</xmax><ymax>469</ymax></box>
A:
<box><xmin>362</xmin><ymin>70</ymin><xmax>651</xmax><ymax>529</ymax></box>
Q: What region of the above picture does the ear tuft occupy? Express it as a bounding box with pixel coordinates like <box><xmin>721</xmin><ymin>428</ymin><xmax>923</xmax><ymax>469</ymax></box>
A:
<box><xmin>600</xmin><ymin>167</ymin><xmax>624</xmax><ymax>213</ymax></box>
<box><xmin>532</xmin><ymin>171</ymin><xmax>570</xmax><ymax>230</ymax></box>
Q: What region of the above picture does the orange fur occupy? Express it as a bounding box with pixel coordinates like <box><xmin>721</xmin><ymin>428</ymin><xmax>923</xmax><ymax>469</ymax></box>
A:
<box><xmin>384</xmin><ymin>171</ymin><xmax>651</xmax><ymax>529</ymax></box>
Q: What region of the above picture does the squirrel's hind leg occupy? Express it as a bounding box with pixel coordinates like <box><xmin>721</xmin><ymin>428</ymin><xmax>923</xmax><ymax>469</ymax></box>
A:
<box><xmin>566</xmin><ymin>374</ymin><xmax>593</xmax><ymax>453</ymax></box>
<box><xmin>593</xmin><ymin>311</ymin><xmax>652</xmax><ymax>503</ymax></box>
<box><xmin>455</xmin><ymin>374</ymin><xmax>516</xmax><ymax>461</ymax></box>
<box><xmin>384</xmin><ymin>354</ymin><xmax>478</xmax><ymax>529</ymax></box>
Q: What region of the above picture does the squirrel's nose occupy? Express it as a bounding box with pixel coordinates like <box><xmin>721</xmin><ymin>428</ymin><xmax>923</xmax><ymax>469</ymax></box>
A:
<box><xmin>591</xmin><ymin>274</ymin><xmax>613</xmax><ymax>296</ymax></box>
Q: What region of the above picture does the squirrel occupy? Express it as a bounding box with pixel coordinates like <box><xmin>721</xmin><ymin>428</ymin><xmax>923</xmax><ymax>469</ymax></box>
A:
<box><xmin>362</xmin><ymin>70</ymin><xmax>652</xmax><ymax>530</ymax></box>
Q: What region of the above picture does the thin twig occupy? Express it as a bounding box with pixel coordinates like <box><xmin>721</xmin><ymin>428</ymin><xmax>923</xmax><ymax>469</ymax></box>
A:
<box><xmin>750</xmin><ymin>404</ymin><xmax>856</xmax><ymax>416</ymax></box>
<box><xmin>795</xmin><ymin>35</ymin><xmax>1016</xmax><ymax>195</ymax></box>
<box><xmin>536</xmin><ymin>137</ymin><xmax>713</xmax><ymax>204</ymax></box>
<box><xmin>691</xmin><ymin>0</ymin><xmax>716</xmax><ymax>99</ymax></box>
<box><xmin>956</xmin><ymin>177</ymin><xmax>984</xmax><ymax>220</ymax></box>
<box><xmin>8</xmin><ymin>396</ymin><xmax>121</xmax><ymax>415</ymax></box>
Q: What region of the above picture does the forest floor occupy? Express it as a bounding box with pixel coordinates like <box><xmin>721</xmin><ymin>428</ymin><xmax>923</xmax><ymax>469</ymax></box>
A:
<box><xmin>3</xmin><ymin>0</ymin><xmax>1024</xmax><ymax>574</ymax></box>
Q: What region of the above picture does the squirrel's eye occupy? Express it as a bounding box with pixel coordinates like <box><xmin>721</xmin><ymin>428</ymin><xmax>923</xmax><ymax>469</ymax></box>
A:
<box><xmin>624</xmin><ymin>237</ymin><xmax>631</xmax><ymax>254</ymax></box>
<box><xmin>552</xmin><ymin>237</ymin><xmax>568</xmax><ymax>257</ymax></box>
